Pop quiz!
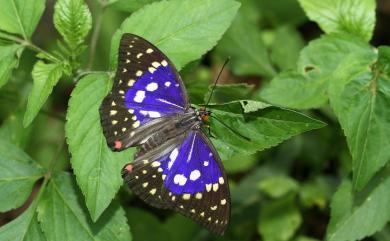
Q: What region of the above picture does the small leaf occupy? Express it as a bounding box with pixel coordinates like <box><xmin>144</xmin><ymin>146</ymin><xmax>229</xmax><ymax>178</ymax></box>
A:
<box><xmin>0</xmin><ymin>44</ymin><xmax>23</xmax><ymax>88</ymax></box>
<box><xmin>326</xmin><ymin>171</ymin><xmax>390</xmax><ymax>241</ymax></box>
<box><xmin>209</xmin><ymin>100</ymin><xmax>325</xmax><ymax>159</ymax></box>
<box><xmin>258</xmin><ymin>175</ymin><xmax>299</xmax><ymax>199</ymax></box>
<box><xmin>37</xmin><ymin>172</ymin><xmax>132</xmax><ymax>241</ymax></box>
<box><xmin>217</xmin><ymin>12</ymin><xmax>275</xmax><ymax>77</ymax></box>
<box><xmin>65</xmin><ymin>73</ymin><xmax>135</xmax><ymax>221</ymax></box>
<box><xmin>329</xmin><ymin>49</ymin><xmax>390</xmax><ymax>190</ymax></box>
<box><xmin>23</xmin><ymin>61</ymin><xmax>63</xmax><ymax>127</ymax></box>
<box><xmin>54</xmin><ymin>0</ymin><xmax>92</xmax><ymax>50</ymax></box>
<box><xmin>258</xmin><ymin>195</ymin><xmax>302</xmax><ymax>241</ymax></box>
<box><xmin>0</xmin><ymin>140</ymin><xmax>44</xmax><ymax>212</ymax></box>
<box><xmin>0</xmin><ymin>0</ymin><xmax>46</xmax><ymax>38</ymax></box>
<box><xmin>0</xmin><ymin>198</ymin><xmax>46</xmax><ymax>241</ymax></box>
<box><xmin>298</xmin><ymin>0</ymin><xmax>376</xmax><ymax>41</ymax></box>
<box><xmin>110</xmin><ymin>0</ymin><xmax>240</xmax><ymax>70</ymax></box>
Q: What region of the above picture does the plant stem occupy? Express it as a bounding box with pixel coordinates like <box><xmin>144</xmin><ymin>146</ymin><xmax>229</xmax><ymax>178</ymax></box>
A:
<box><xmin>87</xmin><ymin>2</ymin><xmax>106</xmax><ymax>70</ymax></box>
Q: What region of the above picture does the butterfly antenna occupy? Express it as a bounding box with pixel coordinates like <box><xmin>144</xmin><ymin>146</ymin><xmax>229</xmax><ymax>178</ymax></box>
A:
<box><xmin>210</xmin><ymin>115</ymin><xmax>251</xmax><ymax>141</ymax></box>
<box><xmin>205</xmin><ymin>58</ymin><xmax>230</xmax><ymax>105</ymax></box>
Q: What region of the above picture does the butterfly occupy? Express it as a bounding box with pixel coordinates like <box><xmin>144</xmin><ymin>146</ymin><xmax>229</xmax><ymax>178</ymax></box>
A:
<box><xmin>99</xmin><ymin>33</ymin><xmax>230</xmax><ymax>235</ymax></box>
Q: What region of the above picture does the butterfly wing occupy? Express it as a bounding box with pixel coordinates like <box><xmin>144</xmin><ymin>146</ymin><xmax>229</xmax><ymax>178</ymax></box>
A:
<box><xmin>122</xmin><ymin>130</ymin><xmax>230</xmax><ymax>235</ymax></box>
<box><xmin>100</xmin><ymin>33</ymin><xmax>189</xmax><ymax>151</ymax></box>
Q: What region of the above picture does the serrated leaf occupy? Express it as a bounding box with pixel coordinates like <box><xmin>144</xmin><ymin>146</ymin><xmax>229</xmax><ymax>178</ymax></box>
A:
<box><xmin>54</xmin><ymin>0</ymin><xmax>92</xmax><ymax>50</ymax></box>
<box><xmin>326</xmin><ymin>172</ymin><xmax>390</xmax><ymax>241</ymax></box>
<box><xmin>37</xmin><ymin>172</ymin><xmax>132</xmax><ymax>241</ymax></box>
<box><xmin>0</xmin><ymin>198</ymin><xmax>46</xmax><ymax>241</ymax></box>
<box><xmin>110</xmin><ymin>0</ymin><xmax>240</xmax><ymax>70</ymax></box>
<box><xmin>208</xmin><ymin>100</ymin><xmax>325</xmax><ymax>159</ymax></box>
<box><xmin>259</xmin><ymin>33</ymin><xmax>373</xmax><ymax>109</ymax></box>
<box><xmin>216</xmin><ymin>12</ymin><xmax>275</xmax><ymax>77</ymax></box>
<box><xmin>0</xmin><ymin>140</ymin><xmax>44</xmax><ymax>212</ymax></box>
<box><xmin>0</xmin><ymin>0</ymin><xmax>45</xmax><ymax>38</ymax></box>
<box><xmin>0</xmin><ymin>44</ymin><xmax>23</xmax><ymax>89</ymax></box>
<box><xmin>258</xmin><ymin>195</ymin><xmax>302</xmax><ymax>241</ymax></box>
<box><xmin>65</xmin><ymin>73</ymin><xmax>135</xmax><ymax>221</ymax></box>
<box><xmin>23</xmin><ymin>61</ymin><xmax>63</xmax><ymax>127</ymax></box>
<box><xmin>329</xmin><ymin>49</ymin><xmax>390</xmax><ymax>190</ymax></box>
<box><xmin>298</xmin><ymin>0</ymin><xmax>376</xmax><ymax>41</ymax></box>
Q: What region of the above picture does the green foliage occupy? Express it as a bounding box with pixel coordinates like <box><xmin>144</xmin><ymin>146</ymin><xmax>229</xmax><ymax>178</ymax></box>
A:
<box><xmin>1</xmin><ymin>0</ymin><xmax>390</xmax><ymax>240</ymax></box>
<box><xmin>298</xmin><ymin>0</ymin><xmax>376</xmax><ymax>41</ymax></box>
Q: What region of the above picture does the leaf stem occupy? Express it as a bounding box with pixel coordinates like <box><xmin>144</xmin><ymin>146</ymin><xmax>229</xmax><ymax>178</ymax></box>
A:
<box><xmin>87</xmin><ymin>1</ymin><xmax>106</xmax><ymax>70</ymax></box>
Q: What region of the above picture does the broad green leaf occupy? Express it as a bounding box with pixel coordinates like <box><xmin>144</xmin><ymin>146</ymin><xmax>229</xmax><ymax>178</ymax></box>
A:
<box><xmin>110</xmin><ymin>0</ymin><xmax>240</xmax><ymax>70</ymax></box>
<box><xmin>217</xmin><ymin>12</ymin><xmax>275</xmax><ymax>77</ymax></box>
<box><xmin>298</xmin><ymin>0</ymin><xmax>376</xmax><ymax>41</ymax></box>
<box><xmin>0</xmin><ymin>140</ymin><xmax>44</xmax><ymax>212</ymax></box>
<box><xmin>126</xmin><ymin>208</ymin><xmax>166</xmax><ymax>241</ymax></box>
<box><xmin>110</xmin><ymin>0</ymin><xmax>157</xmax><ymax>12</ymax></box>
<box><xmin>258</xmin><ymin>0</ymin><xmax>307</xmax><ymax>27</ymax></box>
<box><xmin>259</xmin><ymin>33</ymin><xmax>373</xmax><ymax>109</ymax></box>
<box><xmin>0</xmin><ymin>111</ymin><xmax>33</xmax><ymax>148</ymax></box>
<box><xmin>209</xmin><ymin>100</ymin><xmax>325</xmax><ymax>159</ymax></box>
<box><xmin>54</xmin><ymin>0</ymin><xmax>92</xmax><ymax>50</ymax></box>
<box><xmin>163</xmin><ymin>214</ymin><xmax>198</xmax><ymax>241</ymax></box>
<box><xmin>224</xmin><ymin>153</ymin><xmax>258</xmax><ymax>174</ymax></box>
<box><xmin>258</xmin><ymin>195</ymin><xmax>302</xmax><ymax>241</ymax></box>
<box><xmin>37</xmin><ymin>172</ymin><xmax>132</xmax><ymax>241</ymax></box>
<box><xmin>0</xmin><ymin>0</ymin><xmax>46</xmax><ymax>38</ymax></box>
<box><xmin>377</xmin><ymin>46</ymin><xmax>390</xmax><ymax>76</ymax></box>
<box><xmin>258</xmin><ymin>176</ymin><xmax>299</xmax><ymax>199</ymax></box>
<box><xmin>329</xmin><ymin>49</ymin><xmax>390</xmax><ymax>190</ymax></box>
<box><xmin>0</xmin><ymin>44</ymin><xmax>23</xmax><ymax>88</ymax></box>
<box><xmin>65</xmin><ymin>73</ymin><xmax>135</xmax><ymax>221</ymax></box>
<box><xmin>0</xmin><ymin>198</ymin><xmax>46</xmax><ymax>241</ymax></box>
<box><xmin>23</xmin><ymin>61</ymin><xmax>63</xmax><ymax>127</ymax></box>
<box><xmin>204</xmin><ymin>83</ymin><xmax>254</xmax><ymax>104</ymax></box>
<box><xmin>326</xmin><ymin>172</ymin><xmax>390</xmax><ymax>241</ymax></box>
<box><xmin>270</xmin><ymin>26</ymin><xmax>304</xmax><ymax>71</ymax></box>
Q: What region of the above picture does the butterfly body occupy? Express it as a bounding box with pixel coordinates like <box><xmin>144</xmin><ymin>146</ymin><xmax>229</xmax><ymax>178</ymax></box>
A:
<box><xmin>100</xmin><ymin>34</ymin><xmax>230</xmax><ymax>235</ymax></box>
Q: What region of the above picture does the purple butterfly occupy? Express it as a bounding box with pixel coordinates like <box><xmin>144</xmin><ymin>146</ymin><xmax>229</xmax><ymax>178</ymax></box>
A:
<box><xmin>100</xmin><ymin>34</ymin><xmax>230</xmax><ymax>235</ymax></box>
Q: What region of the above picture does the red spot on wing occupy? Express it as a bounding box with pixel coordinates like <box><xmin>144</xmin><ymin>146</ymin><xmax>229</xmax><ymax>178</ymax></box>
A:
<box><xmin>114</xmin><ymin>141</ymin><xmax>122</xmax><ymax>149</ymax></box>
<box><xmin>124</xmin><ymin>164</ymin><xmax>133</xmax><ymax>173</ymax></box>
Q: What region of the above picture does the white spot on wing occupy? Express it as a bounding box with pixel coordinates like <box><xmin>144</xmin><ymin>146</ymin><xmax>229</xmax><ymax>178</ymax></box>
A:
<box><xmin>164</xmin><ymin>81</ymin><xmax>171</xmax><ymax>87</ymax></box>
<box><xmin>134</xmin><ymin>90</ymin><xmax>145</xmax><ymax>103</ymax></box>
<box><xmin>168</xmin><ymin>148</ymin><xmax>179</xmax><ymax>169</ymax></box>
<box><xmin>174</xmin><ymin>174</ymin><xmax>187</xmax><ymax>186</ymax></box>
<box><xmin>203</xmin><ymin>161</ymin><xmax>209</xmax><ymax>166</ymax></box>
<box><xmin>146</xmin><ymin>82</ymin><xmax>158</xmax><ymax>91</ymax></box>
<box><xmin>148</xmin><ymin>111</ymin><xmax>161</xmax><ymax>118</ymax></box>
<box><xmin>190</xmin><ymin>170</ymin><xmax>201</xmax><ymax>181</ymax></box>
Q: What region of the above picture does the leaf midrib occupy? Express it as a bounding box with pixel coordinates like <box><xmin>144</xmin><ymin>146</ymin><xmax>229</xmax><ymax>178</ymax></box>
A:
<box><xmin>10</xmin><ymin>0</ymin><xmax>27</xmax><ymax>39</ymax></box>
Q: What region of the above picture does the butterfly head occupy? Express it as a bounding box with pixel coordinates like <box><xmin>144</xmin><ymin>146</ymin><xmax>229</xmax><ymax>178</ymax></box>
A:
<box><xmin>198</xmin><ymin>106</ymin><xmax>211</xmax><ymax>124</ymax></box>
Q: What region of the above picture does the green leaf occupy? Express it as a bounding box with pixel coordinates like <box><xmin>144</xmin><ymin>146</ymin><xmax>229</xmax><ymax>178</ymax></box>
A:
<box><xmin>299</xmin><ymin>176</ymin><xmax>336</xmax><ymax>209</ymax></box>
<box><xmin>204</xmin><ymin>83</ymin><xmax>254</xmax><ymax>104</ymax></box>
<box><xmin>126</xmin><ymin>208</ymin><xmax>165</xmax><ymax>241</ymax></box>
<box><xmin>258</xmin><ymin>0</ymin><xmax>307</xmax><ymax>27</ymax></box>
<box><xmin>54</xmin><ymin>0</ymin><xmax>92</xmax><ymax>50</ymax></box>
<box><xmin>259</xmin><ymin>33</ymin><xmax>373</xmax><ymax>109</ymax></box>
<box><xmin>0</xmin><ymin>111</ymin><xmax>33</xmax><ymax>148</ymax></box>
<box><xmin>0</xmin><ymin>44</ymin><xmax>23</xmax><ymax>89</ymax></box>
<box><xmin>0</xmin><ymin>198</ymin><xmax>46</xmax><ymax>241</ymax></box>
<box><xmin>0</xmin><ymin>140</ymin><xmax>44</xmax><ymax>212</ymax></box>
<box><xmin>0</xmin><ymin>0</ymin><xmax>46</xmax><ymax>38</ymax></box>
<box><xmin>110</xmin><ymin>0</ymin><xmax>158</xmax><ymax>12</ymax></box>
<box><xmin>329</xmin><ymin>49</ymin><xmax>390</xmax><ymax>190</ymax></box>
<box><xmin>23</xmin><ymin>61</ymin><xmax>63</xmax><ymax>127</ymax></box>
<box><xmin>298</xmin><ymin>0</ymin><xmax>376</xmax><ymax>41</ymax></box>
<box><xmin>217</xmin><ymin>12</ymin><xmax>275</xmax><ymax>77</ymax></box>
<box><xmin>208</xmin><ymin>100</ymin><xmax>325</xmax><ymax>159</ymax></box>
<box><xmin>37</xmin><ymin>172</ymin><xmax>132</xmax><ymax>241</ymax></box>
<box><xmin>377</xmin><ymin>46</ymin><xmax>390</xmax><ymax>76</ymax></box>
<box><xmin>326</xmin><ymin>171</ymin><xmax>390</xmax><ymax>241</ymax></box>
<box><xmin>258</xmin><ymin>195</ymin><xmax>302</xmax><ymax>241</ymax></box>
<box><xmin>65</xmin><ymin>73</ymin><xmax>135</xmax><ymax>221</ymax></box>
<box><xmin>258</xmin><ymin>176</ymin><xmax>299</xmax><ymax>199</ymax></box>
<box><xmin>110</xmin><ymin>0</ymin><xmax>240</xmax><ymax>70</ymax></box>
<box><xmin>270</xmin><ymin>26</ymin><xmax>304</xmax><ymax>71</ymax></box>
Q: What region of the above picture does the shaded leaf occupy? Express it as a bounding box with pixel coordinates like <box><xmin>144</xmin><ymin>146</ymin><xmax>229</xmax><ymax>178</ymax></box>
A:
<box><xmin>126</xmin><ymin>208</ymin><xmax>165</xmax><ymax>241</ymax></box>
<box><xmin>258</xmin><ymin>175</ymin><xmax>299</xmax><ymax>199</ymax></box>
<box><xmin>0</xmin><ymin>0</ymin><xmax>46</xmax><ymax>38</ymax></box>
<box><xmin>37</xmin><ymin>172</ymin><xmax>132</xmax><ymax>241</ymax></box>
<box><xmin>298</xmin><ymin>0</ymin><xmax>376</xmax><ymax>41</ymax></box>
<box><xmin>204</xmin><ymin>83</ymin><xmax>254</xmax><ymax>104</ymax></box>
<box><xmin>65</xmin><ymin>73</ymin><xmax>135</xmax><ymax>221</ymax></box>
<box><xmin>0</xmin><ymin>44</ymin><xmax>23</xmax><ymax>88</ymax></box>
<box><xmin>110</xmin><ymin>0</ymin><xmax>157</xmax><ymax>12</ymax></box>
<box><xmin>23</xmin><ymin>61</ymin><xmax>63</xmax><ymax>127</ymax></box>
<box><xmin>110</xmin><ymin>0</ymin><xmax>240</xmax><ymax>70</ymax></box>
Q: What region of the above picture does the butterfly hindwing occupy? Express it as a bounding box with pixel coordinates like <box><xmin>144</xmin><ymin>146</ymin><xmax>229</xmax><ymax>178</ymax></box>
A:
<box><xmin>122</xmin><ymin>130</ymin><xmax>230</xmax><ymax>235</ymax></box>
<box><xmin>100</xmin><ymin>33</ymin><xmax>188</xmax><ymax>151</ymax></box>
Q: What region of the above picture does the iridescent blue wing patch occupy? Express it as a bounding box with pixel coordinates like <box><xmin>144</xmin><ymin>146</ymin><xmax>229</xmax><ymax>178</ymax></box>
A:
<box><xmin>100</xmin><ymin>34</ymin><xmax>188</xmax><ymax>151</ymax></box>
<box><xmin>122</xmin><ymin>130</ymin><xmax>230</xmax><ymax>235</ymax></box>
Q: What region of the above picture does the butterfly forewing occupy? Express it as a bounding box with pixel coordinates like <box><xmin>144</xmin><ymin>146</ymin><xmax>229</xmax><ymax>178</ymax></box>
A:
<box><xmin>100</xmin><ymin>33</ymin><xmax>188</xmax><ymax>151</ymax></box>
<box><xmin>122</xmin><ymin>130</ymin><xmax>230</xmax><ymax>235</ymax></box>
